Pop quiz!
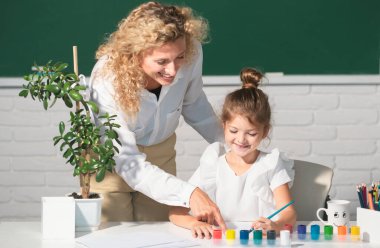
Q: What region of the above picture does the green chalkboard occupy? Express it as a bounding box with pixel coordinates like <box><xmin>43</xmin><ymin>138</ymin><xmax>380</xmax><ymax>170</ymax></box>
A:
<box><xmin>1</xmin><ymin>0</ymin><xmax>379</xmax><ymax>76</ymax></box>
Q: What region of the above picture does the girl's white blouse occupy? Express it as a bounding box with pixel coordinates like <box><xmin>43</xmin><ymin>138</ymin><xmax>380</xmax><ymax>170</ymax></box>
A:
<box><xmin>189</xmin><ymin>142</ymin><xmax>294</xmax><ymax>221</ymax></box>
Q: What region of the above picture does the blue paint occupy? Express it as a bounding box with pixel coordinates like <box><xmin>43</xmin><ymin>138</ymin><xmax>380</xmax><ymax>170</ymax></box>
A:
<box><xmin>297</xmin><ymin>224</ymin><xmax>307</xmax><ymax>240</ymax></box>
<box><xmin>253</xmin><ymin>230</ymin><xmax>262</xmax><ymax>245</ymax></box>
<box><xmin>311</xmin><ymin>224</ymin><xmax>320</xmax><ymax>241</ymax></box>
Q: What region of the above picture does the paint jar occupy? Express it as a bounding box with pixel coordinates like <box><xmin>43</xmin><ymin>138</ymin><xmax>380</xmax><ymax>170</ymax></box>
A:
<box><xmin>213</xmin><ymin>229</ymin><xmax>222</xmax><ymax>239</ymax></box>
<box><xmin>297</xmin><ymin>224</ymin><xmax>307</xmax><ymax>240</ymax></box>
<box><xmin>350</xmin><ymin>226</ymin><xmax>360</xmax><ymax>241</ymax></box>
<box><xmin>280</xmin><ymin>230</ymin><xmax>291</xmax><ymax>247</ymax></box>
<box><xmin>253</xmin><ymin>229</ymin><xmax>263</xmax><ymax>245</ymax></box>
<box><xmin>324</xmin><ymin>225</ymin><xmax>333</xmax><ymax>240</ymax></box>
<box><xmin>267</xmin><ymin>230</ymin><xmax>276</xmax><ymax>246</ymax></box>
<box><xmin>284</xmin><ymin>224</ymin><xmax>293</xmax><ymax>233</ymax></box>
<box><xmin>337</xmin><ymin>225</ymin><xmax>347</xmax><ymax>241</ymax></box>
<box><xmin>239</xmin><ymin>230</ymin><xmax>249</xmax><ymax>245</ymax></box>
<box><xmin>226</xmin><ymin>229</ymin><xmax>235</xmax><ymax>245</ymax></box>
<box><xmin>311</xmin><ymin>224</ymin><xmax>320</xmax><ymax>240</ymax></box>
<box><xmin>212</xmin><ymin>229</ymin><xmax>222</xmax><ymax>245</ymax></box>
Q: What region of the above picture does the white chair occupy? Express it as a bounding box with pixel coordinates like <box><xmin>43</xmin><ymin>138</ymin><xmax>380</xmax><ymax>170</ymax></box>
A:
<box><xmin>290</xmin><ymin>160</ymin><xmax>334</xmax><ymax>221</ymax></box>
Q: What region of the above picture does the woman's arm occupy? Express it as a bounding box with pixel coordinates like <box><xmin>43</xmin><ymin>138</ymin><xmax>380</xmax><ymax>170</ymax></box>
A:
<box><xmin>169</xmin><ymin>206</ymin><xmax>214</xmax><ymax>239</ymax></box>
<box><xmin>251</xmin><ymin>183</ymin><xmax>297</xmax><ymax>233</ymax></box>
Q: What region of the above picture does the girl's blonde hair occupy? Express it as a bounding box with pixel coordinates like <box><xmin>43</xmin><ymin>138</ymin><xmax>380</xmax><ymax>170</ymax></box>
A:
<box><xmin>221</xmin><ymin>68</ymin><xmax>271</xmax><ymax>129</ymax></box>
<box><xmin>96</xmin><ymin>1</ymin><xmax>208</xmax><ymax>115</ymax></box>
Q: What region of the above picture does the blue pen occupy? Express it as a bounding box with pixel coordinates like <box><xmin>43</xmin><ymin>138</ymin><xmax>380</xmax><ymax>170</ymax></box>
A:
<box><xmin>249</xmin><ymin>200</ymin><xmax>295</xmax><ymax>232</ymax></box>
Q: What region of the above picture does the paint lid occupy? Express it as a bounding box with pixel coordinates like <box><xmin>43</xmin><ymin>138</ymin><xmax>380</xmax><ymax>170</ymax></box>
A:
<box><xmin>280</xmin><ymin>230</ymin><xmax>291</xmax><ymax>246</ymax></box>
<box><xmin>311</xmin><ymin>224</ymin><xmax>320</xmax><ymax>234</ymax></box>
<box><xmin>337</xmin><ymin>225</ymin><xmax>347</xmax><ymax>235</ymax></box>
<box><xmin>284</xmin><ymin>224</ymin><xmax>293</xmax><ymax>233</ymax></box>
<box><xmin>297</xmin><ymin>224</ymin><xmax>306</xmax><ymax>234</ymax></box>
<box><xmin>267</xmin><ymin>230</ymin><xmax>276</xmax><ymax>240</ymax></box>
<box><xmin>213</xmin><ymin>229</ymin><xmax>222</xmax><ymax>239</ymax></box>
<box><xmin>240</xmin><ymin>230</ymin><xmax>249</xmax><ymax>240</ymax></box>
<box><xmin>226</xmin><ymin>229</ymin><xmax>236</xmax><ymax>240</ymax></box>
<box><xmin>351</xmin><ymin>226</ymin><xmax>360</xmax><ymax>235</ymax></box>
<box><xmin>254</xmin><ymin>229</ymin><xmax>263</xmax><ymax>240</ymax></box>
<box><xmin>324</xmin><ymin>225</ymin><xmax>333</xmax><ymax>235</ymax></box>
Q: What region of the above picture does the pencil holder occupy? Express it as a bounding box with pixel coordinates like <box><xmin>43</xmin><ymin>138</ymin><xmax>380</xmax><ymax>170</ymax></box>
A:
<box><xmin>357</xmin><ymin>207</ymin><xmax>380</xmax><ymax>244</ymax></box>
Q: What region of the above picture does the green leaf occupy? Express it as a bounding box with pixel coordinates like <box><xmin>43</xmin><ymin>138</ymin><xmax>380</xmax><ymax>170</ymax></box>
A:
<box><xmin>65</xmin><ymin>73</ymin><xmax>78</xmax><ymax>81</ymax></box>
<box><xmin>63</xmin><ymin>149</ymin><xmax>72</xmax><ymax>158</ymax></box>
<box><xmin>63</xmin><ymin>94</ymin><xmax>73</xmax><ymax>108</ymax></box>
<box><xmin>59</xmin><ymin>121</ymin><xmax>65</xmax><ymax>135</ymax></box>
<box><xmin>96</xmin><ymin>167</ymin><xmax>106</xmax><ymax>182</ymax></box>
<box><xmin>49</xmin><ymin>96</ymin><xmax>58</xmax><ymax>108</ymax></box>
<box><xmin>92</xmin><ymin>146</ymin><xmax>100</xmax><ymax>154</ymax></box>
<box><xmin>43</xmin><ymin>98</ymin><xmax>48</xmax><ymax>110</ymax></box>
<box><xmin>86</xmin><ymin>101</ymin><xmax>99</xmax><ymax>114</ymax></box>
<box><xmin>105</xmin><ymin>139</ymin><xmax>113</xmax><ymax>149</ymax></box>
<box><xmin>55</xmin><ymin>63</ymin><xmax>68</xmax><ymax>71</ymax></box>
<box><xmin>113</xmin><ymin>146</ymin><xmax>119</xmax><ymax>153</ymax></box>
<box><xmin>60</xmin><ymin>142</ymin><xmax>67</xmax><ymax>151</ymax></box>
<box><xmin>45</xmin><ymin>84</ymin><xmax>60</xmax><ymax>94</ymax></box>
<box><xmin>74</xmin><ymin>166</ymin><xmax>80</xmax><ymax>176</ymax></box>
<box><xmin>64</xmin><ymin>132</ymin><xmax>74</xmax><ymax>141</ymax></box>
<box><xmin>80</xmin><ymin>166</ymin><xmax>88</xmax><ymax>174</ymax></box>
<box><xmin>75</xmin><ymin>85</ymin><xmax>86</xmax><ymax>91</ymax></box>
<box><xmin>53</xmin><ymin>136</ymin><xmax>62</xmax><ymax>146</ymax></box>
<box><xmin>18</xmin><ymin>89</ymin><xmax>29</xmax><ymax>97</ymax></box>
<box><xmin>69</xmin><ymin>90</ymin><xmax>83</xmax><ymax>101</ymax></box>
<box><xmin>63</xmin><ymin>82</ymin><xmax>71</xmax><ymax>93</ymax></box>
<box><xmin>107</xmin><ymin>130</ymin><xmax>118</xmax><ymax>139</ymax></box>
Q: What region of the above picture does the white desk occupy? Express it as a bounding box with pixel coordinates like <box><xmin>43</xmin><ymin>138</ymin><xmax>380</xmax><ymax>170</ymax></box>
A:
<box><xmin>0</xmin><ymin>221</ymin><xmax>378</xmax><ymax>248</ymax></box>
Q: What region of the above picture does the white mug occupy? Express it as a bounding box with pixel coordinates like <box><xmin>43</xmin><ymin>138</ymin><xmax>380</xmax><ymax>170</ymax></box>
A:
<box><xmin>316</xmin><ymin>200</ymin><xmax>350</xmax><ymax>226</ymax></box>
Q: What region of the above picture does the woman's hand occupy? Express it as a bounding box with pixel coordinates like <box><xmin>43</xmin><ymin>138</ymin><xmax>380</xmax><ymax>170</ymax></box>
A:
<box><xmin>251</xmin><ymin>217</ymin><xmax>280</xmax><ymax>234</ymax></box>
<box><xmin>190</xmin><ymin>221</ymin><xmax>214</xmax><ymax>239</ymax></box>
<box><xmin>189</xmin><ymin>187</ymin><xmax>226</xmax><ymax>231</ymax></box>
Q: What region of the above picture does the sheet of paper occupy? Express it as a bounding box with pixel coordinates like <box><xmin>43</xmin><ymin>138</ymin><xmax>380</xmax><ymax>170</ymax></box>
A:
<box><xmin>76</xmin><ymin>225</ymin><xmax>199</xmax><ymax>248</ymax></box>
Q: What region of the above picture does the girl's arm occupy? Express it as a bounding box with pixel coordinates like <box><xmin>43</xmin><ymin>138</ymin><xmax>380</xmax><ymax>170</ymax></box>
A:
<box><xmin>169</xmin><ymin>206</ymin><xmax>214</xmax><ymax>239</ymax></box>
<box><xmin>251</xmin><ymin>183</ymin><xmax>297</xmax><ymax>233</ymax></box>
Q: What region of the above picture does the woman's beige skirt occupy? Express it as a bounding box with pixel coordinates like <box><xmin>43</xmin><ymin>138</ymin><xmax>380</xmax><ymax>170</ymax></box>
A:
<box><xmin>91</xmin><ymin>133</ymin><xmax>177</xmax><ymax>222</ymax></box>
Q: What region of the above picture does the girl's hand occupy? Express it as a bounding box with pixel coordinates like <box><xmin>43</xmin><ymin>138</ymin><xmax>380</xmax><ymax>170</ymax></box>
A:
<box><xmin>190</xmin><ymin>221</ymin><xmax>214</xmax><ymax>239</ymax></box>
<box><xmin>251</xmin><ymin>217</ymin><xmax>279</xmax><ymax>234</ymax></box>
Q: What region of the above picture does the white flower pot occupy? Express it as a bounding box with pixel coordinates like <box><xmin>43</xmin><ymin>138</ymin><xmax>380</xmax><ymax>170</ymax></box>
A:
<box><xmin>69</xmin><ymin>193</ymin><xmax>103</xmax><ymax>232</ymax></box>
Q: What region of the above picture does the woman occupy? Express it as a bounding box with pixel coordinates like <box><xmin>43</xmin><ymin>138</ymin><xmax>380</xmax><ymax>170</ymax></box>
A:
<box><xmin>89</xmin><ymin>1</ymin><xmax>225</xmax><ymax>229</ymax></box>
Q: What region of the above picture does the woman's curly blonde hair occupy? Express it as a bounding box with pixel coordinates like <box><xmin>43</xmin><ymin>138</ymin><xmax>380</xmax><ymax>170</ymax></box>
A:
<box><xmin>96</xmin><ymin>1</ymin><xmax>209</xmax><ymax>115</ymax></box>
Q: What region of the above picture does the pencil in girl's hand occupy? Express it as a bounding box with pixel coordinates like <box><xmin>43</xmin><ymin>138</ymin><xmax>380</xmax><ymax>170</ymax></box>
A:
<box><xmin>249</xmin><ymin>200</ymin><xmax>295</xmax><ymax>232</ymax></box>
<box><xmin>267</xmin><ymin>200</ymin><xmax>295</xmax><ymax>220</ymax></box>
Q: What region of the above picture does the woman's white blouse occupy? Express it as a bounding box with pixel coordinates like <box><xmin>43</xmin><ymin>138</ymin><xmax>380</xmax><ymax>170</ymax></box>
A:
<box><xmin>89</xmin><ymin>42</ymin><xmax>222</xmax><ymax>207</ymax></box>
<box><xmin>189</xmin><ymin>142</ymin><xmax>294</xmax><ymax>221</ymax></box>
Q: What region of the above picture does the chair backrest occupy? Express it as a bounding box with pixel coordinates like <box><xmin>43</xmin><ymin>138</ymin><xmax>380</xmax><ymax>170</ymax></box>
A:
<box><xmin>290</xmin><ymin>160</ymin><xmax>334</xmax><ymax>221</ymax></box>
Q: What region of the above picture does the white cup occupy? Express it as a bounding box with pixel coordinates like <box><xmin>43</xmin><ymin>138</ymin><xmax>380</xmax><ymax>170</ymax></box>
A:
<box><xmin>316</xmin><ymin>200</ymin><xmax>350</xmax><ymax>227</ymax></box>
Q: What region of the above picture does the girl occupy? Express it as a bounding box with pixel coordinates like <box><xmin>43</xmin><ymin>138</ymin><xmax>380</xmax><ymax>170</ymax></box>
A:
<box><xmin>89</xmin><ymin>1</ymin><xmax>225</xmax><ymax>229</ymax></box>
<box><xmin>169</xmin><ymin>67</ymin><xmax>296</xmax><ymax>239</ymax></box>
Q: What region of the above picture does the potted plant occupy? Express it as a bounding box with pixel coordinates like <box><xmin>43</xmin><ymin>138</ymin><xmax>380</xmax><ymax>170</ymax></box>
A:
<box><xmin>19</xmin><ymin>54</ymin><xmax>121</xmax><ymax>231</ymax></box>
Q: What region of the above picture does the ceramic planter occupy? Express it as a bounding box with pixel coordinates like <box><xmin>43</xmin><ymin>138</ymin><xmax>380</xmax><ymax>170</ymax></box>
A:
<box><xmin>68</xmin><ymin>193</ymin><xmax>103</xmax><ymax>232</ymax></box>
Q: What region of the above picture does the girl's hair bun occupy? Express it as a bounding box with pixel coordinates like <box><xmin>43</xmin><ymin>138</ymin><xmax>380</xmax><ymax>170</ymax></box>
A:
<box><xmin>240</xmin><ymin>67</ymin><xmax>263</xmax><ymax>89</ymax></box>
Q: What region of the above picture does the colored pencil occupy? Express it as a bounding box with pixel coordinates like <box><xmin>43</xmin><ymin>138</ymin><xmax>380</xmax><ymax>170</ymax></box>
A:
<box><xmin>357</xmin><ymin>186</ymin><xmax>365</xmax><ymax>208</ymax></box>
<box><xmin>249</xmin><ymin>200</ymin><xmax>295</xmax><ymax>232</ymax></box>
<box><xmin>368</xmin><ymin>191</ymin><xmax>374</xmax><ymax>210</ymax></box>
<box><xmin>267</xmin><ymin>200</ymin><xmax>295</xmax><ymax>220</ymax></box>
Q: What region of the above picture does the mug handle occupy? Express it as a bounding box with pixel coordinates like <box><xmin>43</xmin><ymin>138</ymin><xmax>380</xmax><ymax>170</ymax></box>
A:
<box><xmin>316</xmin><ymin>208</ymin><xmax>329</xmax><ymax>224</ymax></box>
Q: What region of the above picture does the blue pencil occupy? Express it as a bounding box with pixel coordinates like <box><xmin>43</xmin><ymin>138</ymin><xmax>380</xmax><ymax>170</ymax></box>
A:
<box><xmin>267</xmin><ymin>200</ymin><xmax>295</xmax><ymax>220</ymax></box>
<box><xmin>250</xmin><ymin>200</ymin><xmax>295</xmax><ymax>232</ymax></box>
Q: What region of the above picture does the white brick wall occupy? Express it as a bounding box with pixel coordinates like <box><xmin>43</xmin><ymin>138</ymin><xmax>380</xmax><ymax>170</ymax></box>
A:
<box><xmin>1</xmin><ymin>75</ymin><xmax>380</xmax><ymax>221</ymax></box>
